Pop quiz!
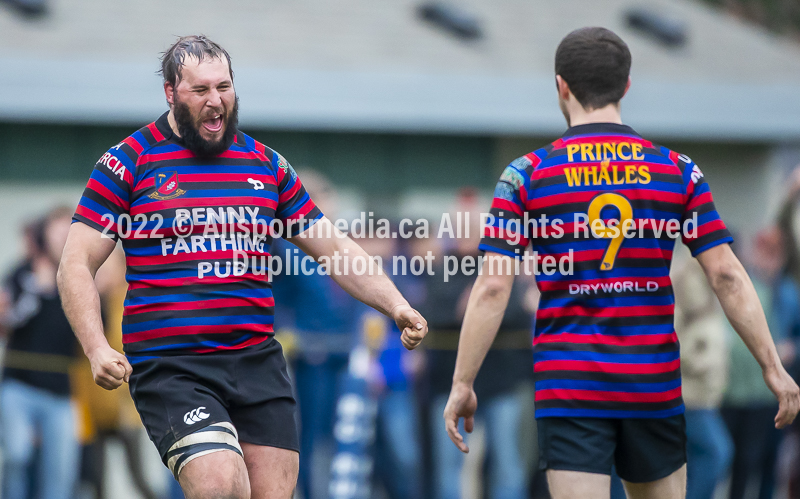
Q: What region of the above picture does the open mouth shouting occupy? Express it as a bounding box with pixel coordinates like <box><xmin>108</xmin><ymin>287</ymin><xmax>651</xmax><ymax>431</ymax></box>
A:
<box><xmin>202</xmin><ymin>113</ymin><xmax>224</xmax><ymax>133</ymax></box>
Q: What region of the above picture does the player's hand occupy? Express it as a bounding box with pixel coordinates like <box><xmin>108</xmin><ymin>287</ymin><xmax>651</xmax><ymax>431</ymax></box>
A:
<box><xmin>764</xmin><ymin>364</ymin><xmax>800</xmax><ymax>428</ymax></box>
<box><xmin>443</xmin><ymin>382</ymin><xmax>478</xmax><ymax>453</ymax></box>
<box><xmin>86</xmin><ymin>344</ymin><xmax>133</xmax><ymax>390</ymax></box>
<box><xmin>392</xmin><ymin>304</ymin><xmax>428</xmax><ymax>350</ymax></box>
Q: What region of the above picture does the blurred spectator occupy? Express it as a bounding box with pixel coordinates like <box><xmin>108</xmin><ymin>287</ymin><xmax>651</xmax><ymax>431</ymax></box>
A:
<box><xmin>70</xmin><ymin>248</ymin><xmax>161</xmax><ymax>499</ymax></box>
<box><xmin>773</xmin><ymin>168</ymin><xmax>800</xmax><ymax>497</ymax></box>
<box><xmin>420</xmin><ymin>190</ymin><xmax>535</xmax><ymax>499</ymax></box>
<box><xmin>671</xmin><ymin>249</ymin><xmax>733</xmax><ymax>499</ymax></box>
<box><xmin>271</xmin><ymin>169</ymin><xmax>361</xmax><ymax>499</ymax></box>
<box><xmin>357</xmin><ymin>233</ymin><xmax>424</xmax><ymax>499</ymax></box>
<box><xmin>0</xmin><ymin>207</ymin><xmax>80</xmax><ymax>499</ymax></box>
<box><xmin>721</xmin><ymin>227</ymin><xmax>788</xmax><ymax>499</ymax></box>
<box><xmin>777</xmin><ymin>166</ymin><xmax>800</xmax><ymax>286</ymax></box>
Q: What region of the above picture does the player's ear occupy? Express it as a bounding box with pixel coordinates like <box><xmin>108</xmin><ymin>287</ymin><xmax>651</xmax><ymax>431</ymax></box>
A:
<box><xmin>164</xmin><ymin>81</ymin><xmax>175</xmax><ymax>106</ymax></box>
<box><xmin>555</xmin><ymin>75</ymin><xmax>571</xmax><ymax>101</ymax></box>
<box><xmin>622</xmin><ymin>76</ymin><xmax>632</xmax><ymax>98</ymax></box>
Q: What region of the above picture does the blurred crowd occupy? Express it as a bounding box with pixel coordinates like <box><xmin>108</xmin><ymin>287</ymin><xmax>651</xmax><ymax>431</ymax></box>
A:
<box><xmin>3</xmin><ymin>166</ymin><xmax>800</xmax><ymax>499</ymax></box>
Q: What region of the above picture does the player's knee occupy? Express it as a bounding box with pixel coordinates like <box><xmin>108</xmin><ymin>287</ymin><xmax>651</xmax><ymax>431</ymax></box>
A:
<box><xmin>179</xmin><ymin>449</ymin><xmax>250</xmax><ymax>499</ymax></box>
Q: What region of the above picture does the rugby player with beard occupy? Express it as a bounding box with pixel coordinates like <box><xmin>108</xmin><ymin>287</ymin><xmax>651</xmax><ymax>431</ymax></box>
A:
<box><xmin>57</xmin><ymin>35</ymin><xmax>428</xmax><ymax>499</ymax></box>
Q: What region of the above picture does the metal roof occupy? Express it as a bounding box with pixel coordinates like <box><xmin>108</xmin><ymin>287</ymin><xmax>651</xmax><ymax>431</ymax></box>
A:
<box><xmin>1</xmin><ymin>0</ymin><xmax>799</xmax><ymax>140</ymax></box>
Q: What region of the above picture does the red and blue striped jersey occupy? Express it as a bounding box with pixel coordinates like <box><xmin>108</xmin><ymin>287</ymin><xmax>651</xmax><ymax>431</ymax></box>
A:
<box><xmin>479</xmin><ymin>122</ymin><xmax>733</xmax><ymax>419</ymax></box>
<box><xmin>73</xmin><ymin>112</ymin><xmax>322</xmax><ymax>362</ymax></box>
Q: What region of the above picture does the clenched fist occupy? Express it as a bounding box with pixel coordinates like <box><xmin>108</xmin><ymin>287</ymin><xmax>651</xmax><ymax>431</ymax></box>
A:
<box><xmin>86</xmin><ymin>344</ymin><xmax>133</xmax><ymax>390</ymax></box>
<box><xmin>391</xmin><ymin>304</ymin><xmax>428</xmax><ymax>350</ymax></box>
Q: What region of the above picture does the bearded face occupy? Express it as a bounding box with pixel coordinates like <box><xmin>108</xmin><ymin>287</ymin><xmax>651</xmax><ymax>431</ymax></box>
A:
<box><xmin>166</xmin><ymin>55</ymin><xmax>238</xmax><ymax>158</ymax></box>
<box><xmin>173</xmin><ymin>93</ymin><xmax>239</xmax><ymax>158</ymax></box>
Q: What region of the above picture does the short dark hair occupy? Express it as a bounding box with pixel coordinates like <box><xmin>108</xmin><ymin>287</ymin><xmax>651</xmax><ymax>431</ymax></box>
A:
<box><xmin>159</xmin><ymin>35</ymin><xmax>233</xmax><ymax>86</ymax></box>
<box><xmin>555</xmin><ymin>27</ymin><xmax>631</xmax><ymax>110</ymax></box>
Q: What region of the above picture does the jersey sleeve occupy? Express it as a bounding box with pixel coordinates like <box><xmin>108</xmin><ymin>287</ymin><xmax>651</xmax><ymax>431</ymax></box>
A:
<box><xmin>73</xmin><ymin>144</ymin><xmax>135</xmax><ymax>241</ymax></box>
<box><xmin>272</xmin><ymin>151</ymin><xmax>323</xmax><ymax>238</ymax></box>
<box><xmin>478</xmin><ymin>157</ymin><xmax>533</xmax><ymax>259</ymax></box>
<box><xmin>677</xmin><ymin>153</ymin><xmax>733</xmax><ymax>256</ymax></box>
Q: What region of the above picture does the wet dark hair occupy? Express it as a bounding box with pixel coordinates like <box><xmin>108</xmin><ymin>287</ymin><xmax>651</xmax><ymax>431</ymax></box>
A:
<box><xmin>159</xmin><ymin>35</ymin><xmax>233</xmax><ymax>86</ymax></box>
<box><xmin>555</xmin><ymin>27</ymin><xmax>631</xmax><ymax>110</ymax></box>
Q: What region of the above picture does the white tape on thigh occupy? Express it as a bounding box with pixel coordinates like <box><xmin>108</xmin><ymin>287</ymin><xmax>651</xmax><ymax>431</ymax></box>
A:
<box><xmin>167</xmin><ymin>422</ymin><xmax>243</xmax><ymax>479</ymax></box>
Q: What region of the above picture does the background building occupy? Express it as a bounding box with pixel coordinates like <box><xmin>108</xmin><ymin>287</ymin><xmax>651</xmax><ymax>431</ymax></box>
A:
<box><xmin>1</xmin><ymin>0</ymin><xmax>799</xmax><ymax>267</ymax></box>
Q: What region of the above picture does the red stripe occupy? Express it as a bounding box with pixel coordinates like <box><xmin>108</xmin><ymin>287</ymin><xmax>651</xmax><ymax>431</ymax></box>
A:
<box><xmin>140</xmin><ymin>150</ymin><xmax>195</xmax><ymax>163</ymax></box>
<box><xmin>279</xmin><ymin>177</ymin><xmax>301</xmax><ymax>199</ymax></box>
<box><xmin>283</xmin><ymin>200</ymin><xmax>316</xmax><ymax>221</ymax></box>
<box><xmin>535</xmin><ymin>386</ymin><xmax>682</xmax><ymax>403</ymax></box>
<box><xmin>143</xmin><ymin>223</ymin><xmax>279</xmax><ymax>239</ymax></box>
<box><xmin>136</xmin><ymin>196</ymin><xmax>278</xmax><ymax>213</ymax></box>
<box><xmin>543</xmin><ymin>247</ymin><xmax>671</xmax><ymax>263</ymax></box>
<box><xmin>685</xmin><ymin>219</ymin><xmax>728</xmax><ymax>240</ymax></box>
<box><xmin>124</xmin><ymin>296</ymin><xmax>275</xmax><ymax>316</ymax></box>
<box><xmin>518</xmin><ymin>184</ymin><xmax>529</xmax><ymax>205</ymax></box>
<box><xmin>491</xmin><ymin>198</ymin><xmax>524</xmax><ymax>215</ymax></box>
<box><xmin>74</xmin><ymin>205</ymin><xmax>110</xmax><ymax>229</ymax></box>
<box><xmin>135</xmin><ymin>173</ymin><xmax>277</xmax><ymax>191</ymax></box>
<box><xmin>218</xmin><ymin>150</ymin><xmax>264</xmax><ymax>160</ymax></box>
<box><xmin>123</xmin><ymin>136</ymin><xmax>144</xmax><ymax>155</ymax></box>
<box><xmin>562</xmin><ymin>135</ymin><xmax>651</xmax><ymax>145</ymax></box>
<box><xmin>140</xmin><ymin>149</ymin><xmax>264</xmax><ymax>163</ymax></box>
<box><xmin>531</xmin><ymin>188</ymin><xmax>684</xmax><ymax>210</ymax></box>
<box><xmin>536</xmin><ymin>304</ymin><xmax>673</xmax><ymax>319</ymax></box>
<box><xmin>86</xmin><ymin>178</ymin><xmax>129</xmax><ymax>211</ymax></box>
<box><xmin>534</xmin><ymin>358</ymin><xmax>680</xmax><ymax>375</ymax></box>
<box><xmin>191</xmin><ymin>334</ymin><xmax>272</xmax><ymax>354</ymax></box>
<box><xmin>534</xmin><ymin>332</ymin><xmax>678</xmax><ymax>346</ymax></box>
<box><xmin>147</xmin><ymin>122</ymin><xmax>165</xmax><ymax>142</ymax></box>
<box><xmin>126</xmin><ymin>274</ymin><xmax>256</xmax><ymax>290</ymax></box>
<box><xmin>482</xmin><ymin>226</ymin><xmax>528</xmax><ymax>245</ymax></box>
<box><xmin>123</xmin><ymin>322</ymin><xmax>270</xmax><ymax>343</ymax></box>
<box><xmin>685</xmin><ymin>177</ymin><xmax>695</xmax><ymax>201</ymax></box>
<box><xmin>126</xmin><ymin>248</ymin><xmax>272</xmax><ymax>266</ymax></box>
<box><xmin>686</xmin><ymin>191</ymin><xmax>713</xmax><ymax>211</ymax></box>
<box><xmin>139</xmin><ymin>148</ymin><xmax>263</xmax><ymax>163</ymax></box>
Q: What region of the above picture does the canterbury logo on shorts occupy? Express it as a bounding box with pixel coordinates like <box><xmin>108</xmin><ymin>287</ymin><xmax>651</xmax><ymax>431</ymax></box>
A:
<box><xmin>184</xmin><ymin>406</ymin><xmax>210</xmax><ymax>425</ymax></box>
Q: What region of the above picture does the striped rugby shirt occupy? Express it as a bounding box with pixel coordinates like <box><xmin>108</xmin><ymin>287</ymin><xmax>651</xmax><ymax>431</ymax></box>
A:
<box><xmin>73</xmin><ymin>112</ymin><xmax>322</xmax><ymax>362</ymax></box>
<box><xmin>479</xmin><ymin>122</ymin><xmax>733</xmax><ymax>419</ymax></box>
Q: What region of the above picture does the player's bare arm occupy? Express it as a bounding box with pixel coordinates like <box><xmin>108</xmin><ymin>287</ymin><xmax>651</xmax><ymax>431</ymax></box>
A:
<box><xmin>697</xmin><ymin>243</ymin><xmax>800</xmax><ymax>428</ymax></box>
<box><xmin>57</xmin><ymin>222</ymin><xmax>132</xmax><ymax>390</ymax></box>
<box><xmin>444</xmin><ymin>252</ymin><xmax>516</xmax><ymax>453</ymax></box>
<box><xmin>290</xmin><ymin>215</ymin><xmax>428</xmax><ymax>350</ymax></box>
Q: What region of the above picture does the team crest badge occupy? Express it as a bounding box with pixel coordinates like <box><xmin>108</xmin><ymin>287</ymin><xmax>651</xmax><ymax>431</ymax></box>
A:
<box><xmin>149</xmin><ymin>171</ymin><xmax>187</xmax><ymax>200</ymax></box>
<box><xmin>276</xmin><ymin>154</ymin><xmax>298</xmax><ymax>180</ymax></box>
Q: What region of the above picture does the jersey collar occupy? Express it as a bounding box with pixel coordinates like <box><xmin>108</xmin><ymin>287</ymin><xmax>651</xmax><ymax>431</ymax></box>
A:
<box><xmin>155</xmin><ymin>111</ymin><xmax>175</xmax><ymax>141</ymax></box>
<box><xmin>562</xmin><ymin>122</ymin><xmax>640</xmax><ymax>138</ymax></box>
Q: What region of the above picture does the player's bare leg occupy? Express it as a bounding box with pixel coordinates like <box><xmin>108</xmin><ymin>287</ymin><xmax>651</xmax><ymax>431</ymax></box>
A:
<box><xmin>179</xmin><ymin>450</ymin><xmax>250</xmax><ymax>499</ymax></box>
<box><xmin>547</xmin><ymin>470</ymin><xmax>610</xmax><ymax>499</ymax></box>
<box><xmin>622</xmin><ymin>464</ymin><xmax>686</xmax><ymax>499</ymax></box>
<box><xmin>242</xmin><ymin>442</ymin><xmax>299</xmax><ymax>499</ymax></box>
